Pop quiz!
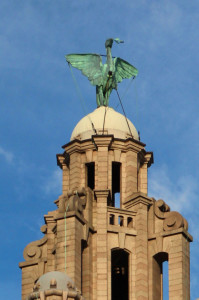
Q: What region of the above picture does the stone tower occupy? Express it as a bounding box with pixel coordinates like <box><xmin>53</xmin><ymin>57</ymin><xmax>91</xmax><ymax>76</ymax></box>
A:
<box><xmin>19</xmin><ymin>106</ymin><xmax>192</xmax><ymax>300</ymax></box>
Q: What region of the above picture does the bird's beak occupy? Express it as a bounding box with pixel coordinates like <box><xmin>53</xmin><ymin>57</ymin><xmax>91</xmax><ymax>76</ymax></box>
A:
<box><xmin>114</xmin><ymin>38</ymin><xmax>124</xmax><ymax>44</ymax></box>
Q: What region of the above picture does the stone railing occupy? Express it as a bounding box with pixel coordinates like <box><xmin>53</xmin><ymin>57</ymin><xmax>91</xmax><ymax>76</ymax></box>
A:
<box><xmin>107</xmin><ymin>207</ymin><xmax>136</xmax><ymax>228</ymax></box>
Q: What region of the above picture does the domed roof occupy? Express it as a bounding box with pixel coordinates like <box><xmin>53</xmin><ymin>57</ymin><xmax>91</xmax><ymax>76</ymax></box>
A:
<box><xmin>36</xmin><ymin>271</ymin><xmax>76</xmax><ymax>292</ymax></box>
<box><xmin>71</xmin><ymin>106</ymin><xmax>139</xmax><ymax>141</ymax></box>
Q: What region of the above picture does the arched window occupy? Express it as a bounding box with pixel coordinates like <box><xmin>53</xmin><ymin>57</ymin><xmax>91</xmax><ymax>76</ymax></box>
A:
<box><xmin>153</xmin><ymin>252</ymin><xmax>168</xmax><ymax>300</ymax></box>
<box><xmin>111</xmin><ymin>249</ymin><xmax>129</xmax><ymax>300</ymax></box>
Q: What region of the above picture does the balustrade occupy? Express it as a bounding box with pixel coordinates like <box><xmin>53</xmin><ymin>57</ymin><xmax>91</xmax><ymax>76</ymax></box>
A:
<box><xmin>108</xmin><ymin>207</ymin><xmax>136</xmax><ymax>228</ymax></box>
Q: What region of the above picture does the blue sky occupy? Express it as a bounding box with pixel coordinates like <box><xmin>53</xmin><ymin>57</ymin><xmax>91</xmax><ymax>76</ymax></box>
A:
<box><xmin>0</xmin><ymin>0</ymin><xmax>199</xmax><ymax>298</ymax></box>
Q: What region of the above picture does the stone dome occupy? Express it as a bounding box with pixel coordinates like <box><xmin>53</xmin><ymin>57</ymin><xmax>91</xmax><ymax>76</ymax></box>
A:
<box><xmin>36</xmin><ymin>271</ymin><xmax>76</xmax><ymax>292</ymax></box>
<box><xmin>71</xmin><ymin>106</ymin><xmax>139</xmax><ymax>141</ymax></box>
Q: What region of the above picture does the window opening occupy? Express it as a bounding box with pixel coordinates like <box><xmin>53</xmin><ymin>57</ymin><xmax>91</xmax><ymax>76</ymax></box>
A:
<box><xmin>127</xmin><ymin>217</ymin><xmax>133</xmax><ymax>228</ymax></box>
<box><xmin>115</xmin><ymin>193</ymin><xmax>120</xmax><ymax>208</ymax></box>
<box><xmin>81</xmin><ymin>240</ymin><xmax>83</xmax><ymax>291</ymax></box>
<box><xmin>86</xmin><ymin>163</ymin><xmax>95</xmax><ymax>190</ymax></box>
<box><xmin>81</xmin><ymin>240</ymin><xmax>87</xmax><ymax>292</ymax></box>
<box><xmin>163</xmin><ymin>261</ymin><xmax>168</xmax><ymax>300</ymax></box>
<box><xmin>153</xmin><ymin>252</ymin><xmax>168</xmax><ymax>300</ymax></box>
<box><xmin>118</xmin><ymin>216</ymin><xmax>124</xmax><ymax>226</ymax></box>
<box><xmin>110</xmin><ymin>214</ymin><xmax>115</xmax><ymax>225</ymax></box>
<box><xmin>111</xmin><ymin>249</ymin><xmax>129</xmax><ymax>300</ymax></box>
<box><xmin>112</xmin><ymin>162</ymin><xmax>121</xmax><ymax>207</ymax></box>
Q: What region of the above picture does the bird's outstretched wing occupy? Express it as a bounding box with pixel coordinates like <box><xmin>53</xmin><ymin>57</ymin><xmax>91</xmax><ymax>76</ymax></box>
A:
<box><xmin>114</xmin><ymin>57</ymin><xmax>138</xmax><ymax>84</ymax></box>
<box><xmin>66</xmin><ymin>54</ymin><xmax>103</xmax><ymax>86</ymax></box>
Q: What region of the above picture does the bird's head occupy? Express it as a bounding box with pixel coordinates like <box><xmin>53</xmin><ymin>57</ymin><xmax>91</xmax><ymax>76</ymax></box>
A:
<box><xmin>105</xmin><ymin>38</ymin><xmax>114</xmax><ymax>48</ymax></box>
<box><xmin>114</xmin><ymin>38</ymin><xmax>124</xmax><ymax>44</ymax></box>
<box><xmin>105</xmin><ymin>38</ymin><xmax>124</xmax><ymax>48</ymax></box>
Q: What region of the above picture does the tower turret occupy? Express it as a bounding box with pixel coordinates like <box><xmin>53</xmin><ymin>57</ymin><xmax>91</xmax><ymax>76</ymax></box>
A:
<box><xmin>20</xmin><ymin>106</ymin><xmax>192</xmax><ymax>300</ymax></box>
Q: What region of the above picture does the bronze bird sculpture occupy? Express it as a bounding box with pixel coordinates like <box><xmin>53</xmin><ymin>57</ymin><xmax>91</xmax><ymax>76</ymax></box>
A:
<box><xmin>66</xmin><ymin>38</ymin><xmax>138</xmax><ymax>107</ymax></box>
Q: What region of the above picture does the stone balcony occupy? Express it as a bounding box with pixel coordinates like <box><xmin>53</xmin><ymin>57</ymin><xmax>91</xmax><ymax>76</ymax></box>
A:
<box><xmin>107</xmin><ymin>206</ymin><xmax>136</xmax><ymax>229</ymax></box>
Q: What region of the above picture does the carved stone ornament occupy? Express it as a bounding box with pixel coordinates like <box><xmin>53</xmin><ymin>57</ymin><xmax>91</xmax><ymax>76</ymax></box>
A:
<box><xmin>50</xmin><ymin>278</ymin><xmax>57</xmax><ymax>288</ymax></box>
<box><xmin>154</xmin><ymin>199</ymin><xmax>188</xmax><ymax>231</ymax></box>
<box><xmin>58</xmin><ymin>187</ymin><xmax>87</xmax><ymax>214</ymax></box>
<box><xmin>23</xmin><ymin>225</ymin><xmax>48</xmax><ymax>261</ymax></box>
<box><xmin>67</xmin><ymin>281</ymin><xmax>76</xmax><ymax>291</ymax></box>
<box><xmin>33</xmin><ymin>282</ymin><xmax>40</xmax><ymax>292</ymax></box>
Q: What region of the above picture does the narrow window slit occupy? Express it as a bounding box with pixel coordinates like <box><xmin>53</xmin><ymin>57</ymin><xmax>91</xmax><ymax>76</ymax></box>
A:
<box><xmin>112</xmin><ymin>162</ymin><xmax>121</xmax><ymax>207</ymax></box>
<box><xmin>86</xmin><ymin>162</ymin><xmax>95</xmax><ymax>190</ymax></box>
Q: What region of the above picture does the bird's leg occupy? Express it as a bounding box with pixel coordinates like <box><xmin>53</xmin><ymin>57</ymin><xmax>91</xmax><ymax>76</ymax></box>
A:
<box><xmin>103</xmin><ymin>72</ymin><xmax>113</xmax><ymax>106</ymax></box>
<box><xmin>104</xmin><ymin>87</ymin><xmax>112</xmax><ymax>106</ymax></box>
<box><xmin>96</xmin><ymin>86</ymin><xmax>104</xmax><ymax>107</ymax></box>
<box><xmin>96</xmin><ymin>87</ymin><xmax>100</xmax><ymax>107</ymax></box>
<box><xmin>104</xmin><ymin>72</ymin><xmax>112</xmax><ymax>95</ymax></box>
<box><xmin>103</xmin><ymin>96</ymin><xmax>108</xmax><ymax>106</ymax></box>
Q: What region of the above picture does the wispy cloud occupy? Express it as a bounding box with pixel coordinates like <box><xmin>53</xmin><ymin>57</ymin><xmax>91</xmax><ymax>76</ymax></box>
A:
<box><xmin>150</xmin><ymin>2</ymin><xmax>182</xmax><ymax>32</ymax></box>
<box><xmin>0</xmin><ymin>146</ymin><xmax>14</xmax><ymax>163</ymax></box>
<box><xmin>148</xmin><ymin>164</ymin><xmax>197</xmax><ymax>212</ymax></box>
<box><xmin>43</xmin><ymin>169</ymin><xmax>62</xmax><ymax>196</ymax></box>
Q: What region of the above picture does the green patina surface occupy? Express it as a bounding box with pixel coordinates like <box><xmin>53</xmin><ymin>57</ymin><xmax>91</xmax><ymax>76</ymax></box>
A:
<box><xmin>66</xmin><ymin>38</ymin><xmax>138</xmax><ymax>107</ymax></box>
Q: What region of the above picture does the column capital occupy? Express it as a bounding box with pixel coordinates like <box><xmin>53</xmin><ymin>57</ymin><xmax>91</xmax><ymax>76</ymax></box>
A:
<box><xmin>144</xmin><ymin>151</ymin><xmax>154</xmax><ymax>167</ymax></box>
<box><xmin>94</xmin><ymin>189</ymin><xmax>110</xmax><ymax>198</ymax></box>
<box><xmin>92</xmin><ymin>135</ymin><xmax>113</xmax><ymax>149</ymax></box>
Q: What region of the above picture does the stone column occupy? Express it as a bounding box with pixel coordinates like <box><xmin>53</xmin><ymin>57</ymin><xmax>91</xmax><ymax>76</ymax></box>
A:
<box><xmin>82</xmin><ymin>235</ymin><xmax>93</xmax><ymax>300</ymax></box>
<box><xmin>62</xmin><ymin>164</ymin><xmax>69</xmax><ymax>196</ymax></box>
<box><xmin>138</xmin><ymin>162</ymin><xmax>148</xmax><ymax>194</ymax></box>
<box><xmin>124</xmin><ymin>195</ymin><xmax>152</xmax><ymax>300</ymax></box>
<box><xmin>69</xmin><ymin>152</ymin><xmax>81</xmax><ymax>190</ymax></box>
<box><xmin>93</xmin><ymin>136</ymin><xmax>113</xmax><ymax>190</ymax></box>
<box><xmin>138</xmin><ymin>152</ymin><xmax>153</xmax><ymax>195</ymax></box>
<box><xmin>125</xmin><ymin>150</ymin><xmax>138</xmax><ymax>197</ymax></box>
<box><xmin>55</xmin><ymin>213</ymin><xmax>84</xmax><ymax>292</ymax></box>
<box><xmin>92</xmin><ymin>136</ymin><xmax>112</xmax><ymax>300</ymax></box>
<box><xmin>56</xmin><ymin>153</ymin><xmax>70</xmax><ymax>196</ymax></box>
<box><xmin>169</xmin><ymin>233</ymin><xmax>191</xmax><ymax>300</ymax></box>
<box><xmin>135</xmin><ymin>202</ymin><xmax>149</xmax><ymax>300</ymax></box>
<box><xmin>45</xmin><ymin>214</ymin><xmax>56</xmax><ymax>272</ymax></box>
<box><xmin>95</xmin><ymin>190</ymin><xmax>110</xmax><ymax>300</ymax></box>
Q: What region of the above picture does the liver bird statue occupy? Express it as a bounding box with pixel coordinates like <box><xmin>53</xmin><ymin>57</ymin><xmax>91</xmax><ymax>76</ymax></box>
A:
<box><xmin>66</xmin><ymin>38</ymin><xmax>138</xmax><ymax>107</ymax></box>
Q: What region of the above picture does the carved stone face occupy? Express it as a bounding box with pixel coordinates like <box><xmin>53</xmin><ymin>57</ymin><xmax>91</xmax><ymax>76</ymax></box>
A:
<box><xmin>105</xmin><ymin>38</ymin><xmax>114</xmax><ymax>48</ymax></box>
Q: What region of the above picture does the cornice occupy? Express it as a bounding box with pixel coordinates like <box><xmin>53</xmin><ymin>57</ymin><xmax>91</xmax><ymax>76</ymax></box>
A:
<box><xmin>124</xmin><ymin>192</ymin><xmax>153</xmax><ymax>209</ymax></box>
<box><xmin>148</xmin><ymin>228</ymin><xmax>193</xmax><ymax>242</ymax></box>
